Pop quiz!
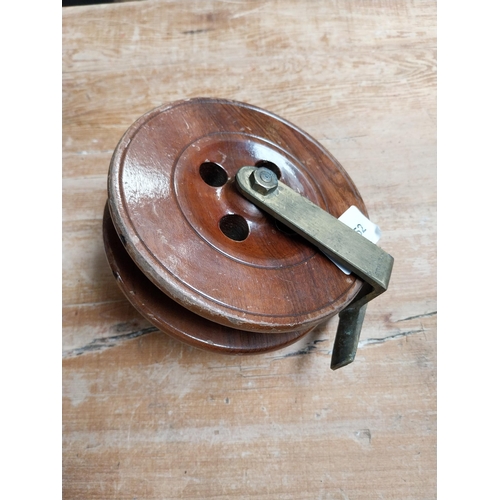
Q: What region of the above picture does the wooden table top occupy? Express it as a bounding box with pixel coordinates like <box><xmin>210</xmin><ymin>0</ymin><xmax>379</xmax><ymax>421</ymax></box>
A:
<box><xmin>63</xmin><ymin>1</ymin><xmax>436</xmax><ymax>498</ymax></box>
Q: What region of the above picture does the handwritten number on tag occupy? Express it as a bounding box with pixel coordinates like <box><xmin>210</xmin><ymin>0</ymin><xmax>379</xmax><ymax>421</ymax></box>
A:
<box><xmin>354</xmin><ymin>224</ymin><xmax>366</xmax><ymax>235</ymax></box>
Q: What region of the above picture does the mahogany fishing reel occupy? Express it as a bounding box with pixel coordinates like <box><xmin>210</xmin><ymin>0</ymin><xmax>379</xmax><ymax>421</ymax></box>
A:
<box><xmin>103</xmin><ymin>98</ymin><xmax>393</xmax><ymax>370</ymax></box>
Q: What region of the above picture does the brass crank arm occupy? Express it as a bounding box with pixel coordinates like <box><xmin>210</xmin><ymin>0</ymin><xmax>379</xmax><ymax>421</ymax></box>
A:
<box><xmin>236</xmin><ymin>166</ymin><xmax>394</xmax><ymax>371</ymax></box>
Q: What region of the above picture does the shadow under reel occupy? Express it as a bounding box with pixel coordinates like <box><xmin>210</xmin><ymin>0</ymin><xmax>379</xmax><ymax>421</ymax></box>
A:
<box><xmin>103</xmin><ymin>98</ymin><xmax>393</xmax><ymax>371</ymax></box>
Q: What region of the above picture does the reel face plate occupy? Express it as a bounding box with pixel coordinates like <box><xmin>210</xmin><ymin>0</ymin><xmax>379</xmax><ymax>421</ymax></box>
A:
<box><xmin>106</xmin><ymin>98</ymin><xmax>367</xmax><ymax>349</ymax></box>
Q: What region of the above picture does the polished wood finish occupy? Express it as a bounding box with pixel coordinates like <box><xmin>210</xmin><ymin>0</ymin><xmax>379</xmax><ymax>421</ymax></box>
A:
<box><xmin>63</xmin><ymin>1</ymin><xmax>436</xmax><ymax>499</ymax></box>
<box><xmin>103</xmin><ymin>201</ymin><xmax>313</xmax><ymax>353</ymax></box>
<box><xmin>107</xmin><ymin>98</ymin><xmax>365</xmax><ymax>337</ymax></box>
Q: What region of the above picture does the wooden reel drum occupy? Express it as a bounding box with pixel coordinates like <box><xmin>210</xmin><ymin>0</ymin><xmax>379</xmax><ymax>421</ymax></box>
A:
<box><xmin>103</xmin><ymin>98</ymin><xmax>393</xmax><ymax>370</ymax></box>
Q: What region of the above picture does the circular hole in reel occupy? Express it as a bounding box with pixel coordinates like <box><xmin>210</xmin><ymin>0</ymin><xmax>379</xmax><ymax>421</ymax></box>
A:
<box><xmin>199</xmin><ymin>161</ymin><xmax>228</xmax><ymax>187</ymax></box>
<box><xmin>219</xmin><ymin>214</ymin><xmax>250</xmax><ymax>241</ymax></box>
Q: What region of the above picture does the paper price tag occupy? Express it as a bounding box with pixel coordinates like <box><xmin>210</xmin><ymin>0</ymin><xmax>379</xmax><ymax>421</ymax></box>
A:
<box><xmin>328</xmin><ymin>206</ymin><xmax>382</xmax><ymax>275</ymax></box>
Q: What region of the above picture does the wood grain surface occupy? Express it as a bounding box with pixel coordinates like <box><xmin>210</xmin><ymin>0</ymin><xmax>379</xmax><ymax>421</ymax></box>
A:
<box><xmin>62</xmin><ymin>1</ymin><xmax>436</xmax><ymax>498</ymax></box>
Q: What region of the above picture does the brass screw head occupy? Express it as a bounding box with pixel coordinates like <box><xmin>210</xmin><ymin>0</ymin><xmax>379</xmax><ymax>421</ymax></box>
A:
<box><xmin>249</xmin><ymin>168</ymin><xmax>278</xmax><ymax>195</ymax></box>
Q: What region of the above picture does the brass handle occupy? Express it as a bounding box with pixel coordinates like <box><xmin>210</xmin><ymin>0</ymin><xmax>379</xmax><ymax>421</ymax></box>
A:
<box><xmin>236</xmin><ymin>166</ymin><xmax>394</xmax><ymax>371</ymax></box>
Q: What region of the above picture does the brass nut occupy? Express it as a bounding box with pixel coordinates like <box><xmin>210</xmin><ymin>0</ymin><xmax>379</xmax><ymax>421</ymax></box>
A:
<box><xmin>249</xmin><ymin>168</ymin><xmax>278</xmax><ymax>195</ymax></box>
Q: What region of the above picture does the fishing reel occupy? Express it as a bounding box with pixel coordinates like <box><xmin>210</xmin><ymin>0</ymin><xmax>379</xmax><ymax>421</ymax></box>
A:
<box><xmin>103</xmin><ymin>98</ymin><xmax>393</xmax><ymax>370</ymax></box>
